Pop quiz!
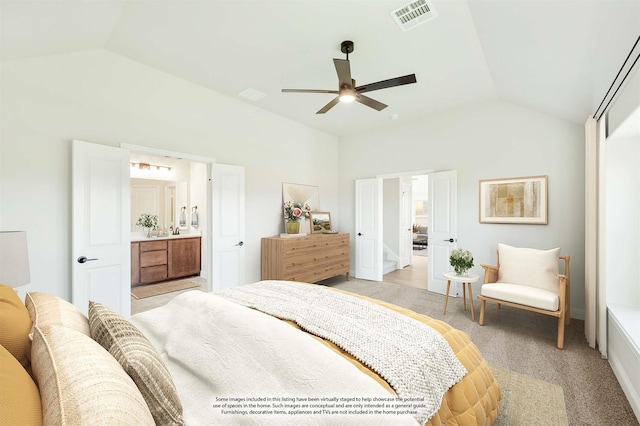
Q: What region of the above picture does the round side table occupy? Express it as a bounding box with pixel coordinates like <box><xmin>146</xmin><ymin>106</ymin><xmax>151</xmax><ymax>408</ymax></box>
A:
<box><xmin>442</xmin><ymin>271</ymin><xmax>480</xmax><ymax>321</ymax></box>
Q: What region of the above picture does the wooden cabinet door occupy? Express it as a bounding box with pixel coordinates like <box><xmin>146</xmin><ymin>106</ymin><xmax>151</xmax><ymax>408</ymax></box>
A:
<box><xmin>168</xmin><ymin>238</ymin><xmax>201</xmax><ymax>279</ymax></box>
<box><xmin>131</xmin><ymin>242</ymin><xmax>140</xmax><ymax>286</ymax></box>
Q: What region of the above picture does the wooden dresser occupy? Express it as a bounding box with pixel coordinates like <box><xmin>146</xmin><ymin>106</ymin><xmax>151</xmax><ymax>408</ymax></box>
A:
<box><xmin>261</xmin><ymin>233</ymin><xmax>350</xmax><ymax>283</ymax></box>
<box><xmin>131</xmin><ymin>236</ymin><xmax>201</xmax><ymax>286</ymax></box>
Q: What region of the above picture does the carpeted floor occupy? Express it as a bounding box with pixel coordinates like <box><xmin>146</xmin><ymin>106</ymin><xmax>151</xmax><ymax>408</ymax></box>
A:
<box><xmin>321</xmin><ymin>278</ymin><xmax>639</xmax><ymax>426</ymax></box>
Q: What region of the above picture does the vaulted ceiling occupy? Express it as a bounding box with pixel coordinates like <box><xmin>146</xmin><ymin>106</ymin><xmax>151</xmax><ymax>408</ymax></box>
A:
<box><xmin>2</xmin><ymin>1</ymin><xmax>639</xmax><ymax>137</ymax></box>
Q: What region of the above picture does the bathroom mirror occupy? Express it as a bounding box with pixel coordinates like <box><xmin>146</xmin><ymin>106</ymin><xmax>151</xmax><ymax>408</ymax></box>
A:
<box><xmin>131</xmin><ymin>179</ymin><xmax>188</xmax><ymax>231</ymax></box>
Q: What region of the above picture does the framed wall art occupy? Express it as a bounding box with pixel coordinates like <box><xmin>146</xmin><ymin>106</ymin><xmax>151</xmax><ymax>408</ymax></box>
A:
<box><xmin>310</xmin><ymin>212</ymin><xmax>332</xmax><ymax>233</ymax></box>
<box><xmin>479</xmin><ymin>175</ymin><xmax>548</xmax><ymax>224</ymax></box>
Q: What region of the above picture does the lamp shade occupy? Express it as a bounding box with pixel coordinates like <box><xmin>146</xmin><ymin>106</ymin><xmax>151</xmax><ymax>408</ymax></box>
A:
<box><xmin>0</xmin><ymin>231</ymin><xmax>31</xmax><ymax>288</ymax></box>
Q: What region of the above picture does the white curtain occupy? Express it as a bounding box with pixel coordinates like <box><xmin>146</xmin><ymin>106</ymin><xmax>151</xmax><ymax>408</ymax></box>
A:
<box><xmin>584</xmin><ymin>115</ymin><xmax>607</xmax><ymax>358</ymax></box>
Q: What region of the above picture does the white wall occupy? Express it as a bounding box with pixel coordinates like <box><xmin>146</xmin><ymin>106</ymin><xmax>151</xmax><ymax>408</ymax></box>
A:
<box><xmin>0</xmin><ymin>49</ymin><xmax>339</xmax><ymax>300</ymax></box>
<box><xmin>338</xmin><ymin>100</ymin><xmax>586</xmax><ymax>318</ymax></box>
<box><xmin>605</xmin><ymin>135</ymin><xmax>640</xmax><ymax>306</ymax></box>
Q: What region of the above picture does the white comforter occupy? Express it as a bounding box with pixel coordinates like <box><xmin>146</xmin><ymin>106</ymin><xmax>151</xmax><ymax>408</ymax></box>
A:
<box><xmin>131</xmin><ymin>290</ymin><xmax>418</xmax><ymax>425</ymax></box>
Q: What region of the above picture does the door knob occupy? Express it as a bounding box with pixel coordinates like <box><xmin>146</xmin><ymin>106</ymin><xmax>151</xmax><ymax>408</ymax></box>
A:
<box><xmin>77</xmin><ymin>256</ymin><xmax>98</xmax><ymax>264</ymax></box>
<box><xmin>357</xmin><ymin>233</ymin><xmax>363</xmax><ymax>236</ymax></box>
<box><xmin>443</xmin><ymin>238</ymin><xmax>455</xmax><ymax>243</ymax></box>
<box><xmin>236</xmin><ymin>241</ymin><xmax>244</xmax><ymax>246</ymax></box>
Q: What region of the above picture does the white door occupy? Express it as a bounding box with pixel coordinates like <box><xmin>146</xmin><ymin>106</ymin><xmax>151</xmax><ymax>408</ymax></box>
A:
<box><xmin>428</xmin><ymin>170</ymin><xmax>457</xmax><ymax>295</ymax></box>
<box><xmin>355</xmin><ymin>178</ymin><xmax>382</xmax><ymax>281</ymax></box>
<box><xmin>211</xmin><ymin>163</ymin><xmax>245</xmax><ymax>291</ymax></box>
<box><xmin>72</xmin><ymin>140</ymin><xmax>130</xmax><ymax>316</ymax></box>
<box><xmin>400</xmin><ymin>180</ymin><xmax>413</xmax><ymax>268</ymax></box>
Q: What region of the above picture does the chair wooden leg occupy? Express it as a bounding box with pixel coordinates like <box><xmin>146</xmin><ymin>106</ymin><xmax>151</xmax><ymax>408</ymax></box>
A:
<box><xmin>557</xmin><ymin>314</ymin><xmax>565</xmax><ymax>349</ymax></box>
<box><xmin>479</xmin><ymin>300</ymin><xmax>486</xmax><ymax>325</ymax></box>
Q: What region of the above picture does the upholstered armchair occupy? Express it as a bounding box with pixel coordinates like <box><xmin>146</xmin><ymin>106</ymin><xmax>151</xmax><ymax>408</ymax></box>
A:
<box><xmin>477</xmin><ymin>244</ymin><xmax>570</xmax><ymax>349</ymax></box>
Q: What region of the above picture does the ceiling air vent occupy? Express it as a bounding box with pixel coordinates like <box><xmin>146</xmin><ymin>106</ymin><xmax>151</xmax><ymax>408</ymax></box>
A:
<box><xmin>390</xmin><ymin>0</ymin><xmax>437</xmax><ymax>32</ymax></box>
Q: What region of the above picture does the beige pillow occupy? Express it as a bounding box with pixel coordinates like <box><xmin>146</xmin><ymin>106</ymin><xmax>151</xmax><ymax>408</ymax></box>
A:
<box><xmin>497</xmin><ymin>243</ymin><xmax>560</xmax><ymax>293</ymax></box>
<box><xmin>0</xmin><ymin>284</ymin><xmax>32</xmax><ymax>373</ymax></box>
<box><xmin>25</xmin><ymin>292</ymin><xmax>90</xmax><ymax>337</ymax></box>
<box><xmin>31</xmin><ymin>325</ymin><xmax>154</xmax><ymax>426</ymax></box>
<box><xmin>0</xmin><ymin>344</ymin><xmax>42</xmax><ymax>425</ymax></box>
<box><xmin>89</xmin><ymin>301</ymin><xmax>184</xmax><ymax>426</ymax></box>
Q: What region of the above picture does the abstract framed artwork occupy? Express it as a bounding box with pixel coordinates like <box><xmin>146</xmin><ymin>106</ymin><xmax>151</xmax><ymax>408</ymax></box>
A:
<box><xmin>479</xmin><ymin>175</ymin><xmax>548</xmax><ymax>224</ymax></box>
<box><xmin>310</xmin><ymin>212</ymin><xmax>332</xmax><ymax>233</ymax></box>
<box><xmin>282</xmin><ymin>182</ymin><xmax>320</xmax><ymax>234</ymax></box>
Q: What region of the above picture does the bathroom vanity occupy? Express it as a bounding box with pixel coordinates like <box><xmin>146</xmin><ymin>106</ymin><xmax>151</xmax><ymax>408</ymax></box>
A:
<box><xmin>131</xmin><ymin>235</ymin><xmax>201</xmax><ymax>286</ymax></box>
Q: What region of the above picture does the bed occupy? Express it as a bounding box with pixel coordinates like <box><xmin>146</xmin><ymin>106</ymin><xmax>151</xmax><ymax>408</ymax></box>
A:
<box><xmin>0</xmin><ymin>280</ymin><xmax>500</xmax><ymax>425</ymax></box>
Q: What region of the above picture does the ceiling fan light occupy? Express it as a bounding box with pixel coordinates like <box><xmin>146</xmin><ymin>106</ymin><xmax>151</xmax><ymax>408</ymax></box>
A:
<box><xmin>339</xmin><ymin>94</ymin><xmax>355</xmax><ymax>103</ymax></box>
<box><xmin>339</xmin><ymin>88</ymin><xmax>356</xmax><ymax>103</ymax></box>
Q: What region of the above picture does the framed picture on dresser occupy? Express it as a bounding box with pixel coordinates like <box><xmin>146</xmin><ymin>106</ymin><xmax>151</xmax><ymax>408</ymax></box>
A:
<box><xmin>310</xmin><ymin>212</ymin><xmax>332</xmax><ymax>233</ymax></box>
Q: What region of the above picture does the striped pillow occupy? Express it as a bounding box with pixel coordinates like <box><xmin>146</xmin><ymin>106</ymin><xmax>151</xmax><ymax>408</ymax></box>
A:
<box><xmin>88</xmin><ymin>301</ymin><xmax>184</xmax><ymax>426</ymax></box>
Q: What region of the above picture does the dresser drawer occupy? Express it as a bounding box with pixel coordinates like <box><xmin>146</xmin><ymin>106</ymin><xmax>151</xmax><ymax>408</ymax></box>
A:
<box><xmin>140</xmin><ymin>240</ymin><xmax>167</xmax><ymax>252</ymax></box>
<box><xmin>140</xmin><ymin>265</ymin><xmax>167</xmax><ymax>283</ymax></box>
<box><xmin>261</xmin><ymin>233</ymin><xmax>350</xmax><ymax>283</ymax></box>
<box><xmin>140</xmin><ymin>250</ymin><xmax>167</xmax><ymax>267</ymax></box>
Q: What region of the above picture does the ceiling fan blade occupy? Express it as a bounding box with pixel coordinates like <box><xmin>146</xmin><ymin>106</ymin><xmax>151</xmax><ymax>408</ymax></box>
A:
<box><xmin>355</xmin><ymin>74</ymin><xmax>417</xmax><ymax>94</ymax></box>
<box><xmin>355</xmin><ymin>94</ymin><xmax>388</xmax><ymax>111</ymax></box>
<box><xmin>316</xmin><ymin>97</ymin><xmax>340</xmax><ymax>114</ymax></box>
<box><xmin>282</xmin><ymin>89</ymin><xmax>339</xmax><ymax>94</ymax></box>
<box><xmin>333</xmin><ymin>58</ymin><xmax>352</xmax><ymax>89</ymax></box>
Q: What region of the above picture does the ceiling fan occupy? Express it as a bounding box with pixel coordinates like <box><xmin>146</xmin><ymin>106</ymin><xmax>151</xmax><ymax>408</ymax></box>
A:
<box><xmin>282</xmin><ymin>40</ymin><xmax>417</xmax><ymax>114</ymax></box>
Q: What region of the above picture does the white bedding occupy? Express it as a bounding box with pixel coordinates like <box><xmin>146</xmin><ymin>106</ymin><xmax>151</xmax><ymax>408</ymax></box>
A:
<box><xmin>130</xmin><ymin>290</ymin><xmax>418</xmax><ymax>425</ymax></box>
<box><xmin>219</xmin><ymin>280</ymin><xmax>467</xmax><ymax>425</ymax></box>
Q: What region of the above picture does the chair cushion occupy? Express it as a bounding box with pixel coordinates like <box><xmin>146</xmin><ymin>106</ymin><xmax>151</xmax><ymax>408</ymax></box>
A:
<box><xmin>481</xmin><ymin>282</ymin><xmax>559</xmax><ymax>311</ymax></box>
<box><xmin>497</xmin><ymin>244</ymin><xmax>560</xmax><ymax>293</ymax></box>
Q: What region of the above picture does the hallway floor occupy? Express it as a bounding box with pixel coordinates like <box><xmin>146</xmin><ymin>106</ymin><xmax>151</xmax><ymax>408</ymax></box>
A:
<box><xmin>383</xmin><ymin>255</ymin><xmax>428</xmax><ymax>290</ymax></box>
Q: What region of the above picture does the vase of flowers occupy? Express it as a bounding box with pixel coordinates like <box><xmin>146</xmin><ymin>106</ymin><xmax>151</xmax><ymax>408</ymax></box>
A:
<box><xmin>450</xmin><ymin>248</ymin><xmax>474</xmax><ymax>276</ymax></box>
<box><xmin>136</xmin><ymin>213</ymin><xmax>159</xmax><ymax>238</ymax></box>
<box><xmin>283</xmin><ymin>201</ymin><xmax>311</xmax><ymax>234</ymax></box>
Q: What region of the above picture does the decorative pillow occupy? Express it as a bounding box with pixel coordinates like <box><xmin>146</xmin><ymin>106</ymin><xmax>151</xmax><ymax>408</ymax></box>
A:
<box><xmin>25</xmin><ymin>291</ymin><xmax>90</xmax><ymax>338</ymax></box>
<box><xmin>31</xmin><ymin>325</ymin><xmax>154</xmax><ymax>425</ymax></box>
<box><xmin>89</xmin><ymin>301</ymin><xmax>184</xmax><ymax>426</ymax></box>
<box><xmin>0</xmin><ymin>344</ymin><xmax>42</xmax><ymax>425</ymax></box>
<box><xmin>497</xmin><ymin>243</ymin><xmax>560</xmax><ymax>293</ymax></box>
<box><xmin>0</xmin><ymin>284</ymin><xmax>32</xmax><ymax>373</ymax></box>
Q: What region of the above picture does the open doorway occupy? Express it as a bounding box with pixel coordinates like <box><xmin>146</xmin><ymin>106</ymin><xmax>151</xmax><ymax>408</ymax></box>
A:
<box><xmin>381</xmin><ymin>174</ymin><xmax>429</xmax><ymax>290</ymax></box>
<box><xmin>129</xmin><ymin>152</ymin><xmax>209</xmax><ymax>307</ymax></box>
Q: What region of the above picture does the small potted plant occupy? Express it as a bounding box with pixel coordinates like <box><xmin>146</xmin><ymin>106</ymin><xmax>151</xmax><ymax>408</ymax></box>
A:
<box><xmin>136</xmin><ymin>213</ymin><xmax>159</xmax><ymax>238</ymax></box>
<box><xmin>450</xmin><ymin>248</ymin><xmax>474</xmax><ymax>276</ymax></box>
<box><xmin>283</xmin><ymin>201</ymin><xmax>311</xmax><ymax>234</ymax></box>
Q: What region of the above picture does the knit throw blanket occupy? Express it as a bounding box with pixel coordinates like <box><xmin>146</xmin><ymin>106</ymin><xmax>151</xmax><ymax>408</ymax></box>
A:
<box><xmin>218</xmin><ymin>281</ymin><xmax>467</xmax><ymax>425</ymax></box>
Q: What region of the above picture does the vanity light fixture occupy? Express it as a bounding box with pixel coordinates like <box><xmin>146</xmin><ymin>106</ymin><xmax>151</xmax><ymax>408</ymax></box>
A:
<box><xmin>130</xmin><ymin>162</ymin><xmax>172</xmax><ymax>172</ymax></box>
